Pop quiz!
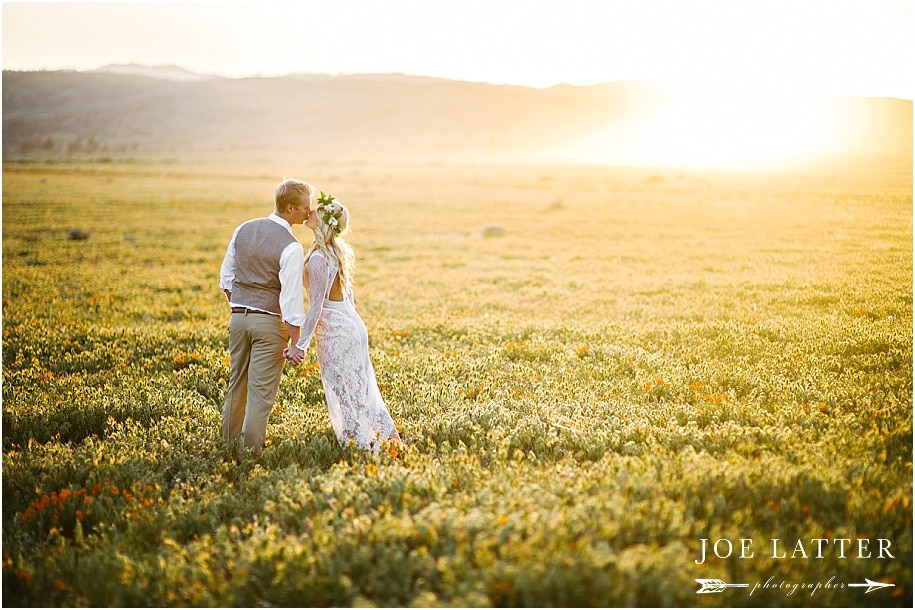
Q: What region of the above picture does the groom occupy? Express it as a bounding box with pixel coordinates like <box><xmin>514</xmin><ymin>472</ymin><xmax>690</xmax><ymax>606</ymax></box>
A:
<box><xmin>219</xmin><ymin>178</ymin><xmax>313</xmax><ymax>456</ymax></box>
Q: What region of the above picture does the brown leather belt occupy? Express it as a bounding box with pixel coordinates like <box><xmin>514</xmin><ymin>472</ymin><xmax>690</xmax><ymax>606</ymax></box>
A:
<box><xmin>231</xmin><ymin>307</ymin><xmax>276</xmax><ymax>315</ymax></box>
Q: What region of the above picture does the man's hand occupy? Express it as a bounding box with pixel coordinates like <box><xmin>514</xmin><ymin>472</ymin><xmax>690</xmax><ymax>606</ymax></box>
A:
<box><xmin>283</xmin><ymin>345</ymin><xmax>305</xmax><ymax>366</ymax></box>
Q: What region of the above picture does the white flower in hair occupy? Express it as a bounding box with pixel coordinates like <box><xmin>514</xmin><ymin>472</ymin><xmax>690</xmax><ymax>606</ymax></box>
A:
<box><xmin>317</xmin><ymin>191</ymin><xmax>343</xmax><ymax>234</ymax></box>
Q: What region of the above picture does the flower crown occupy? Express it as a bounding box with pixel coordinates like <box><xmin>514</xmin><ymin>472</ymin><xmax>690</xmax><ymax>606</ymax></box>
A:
<box><xmin>316</xmin><ymin>191</ymin><xmax>342</xmax><ymax>234</ymax></box>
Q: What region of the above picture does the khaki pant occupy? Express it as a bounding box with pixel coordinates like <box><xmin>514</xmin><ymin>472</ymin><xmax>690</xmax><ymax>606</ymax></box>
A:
<box><xmin>222</xmin><ymin>312</ymin><xmax>288</xmax><ymax>454</ymax></box>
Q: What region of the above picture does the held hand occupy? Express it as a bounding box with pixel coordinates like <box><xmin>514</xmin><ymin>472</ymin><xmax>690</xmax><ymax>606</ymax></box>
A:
<box><xmin>291</xmin><ymin>349</ymin><xmax>305</xmax><ymax>366</ymax></box>
<box><xmin>282</xmin><ymin>347</ymin><xmax>296</xmax><ymax>365</ymax></box>
<box><xmin>283</xmin><ymin>345</ymin><xmax>305</xmax><ymax>366</ymax></box>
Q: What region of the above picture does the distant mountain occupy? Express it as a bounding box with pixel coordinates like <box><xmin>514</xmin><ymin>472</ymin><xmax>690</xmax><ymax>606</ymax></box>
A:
<box><xmin>91</xmin><ymin>64</ymin><xmax>223</xmax><ymax>82</ymax></box>
<box><xmin>2</xmin><ymin>68</ymin><xmax>911</xmax><ymax>166</ymax></box>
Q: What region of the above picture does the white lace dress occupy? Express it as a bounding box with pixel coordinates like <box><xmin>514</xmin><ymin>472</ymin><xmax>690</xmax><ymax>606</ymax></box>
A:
<box><xmin>296</xmin><ymin>251</ymin><xmax>397</xmax><ymax>451</ymax></box>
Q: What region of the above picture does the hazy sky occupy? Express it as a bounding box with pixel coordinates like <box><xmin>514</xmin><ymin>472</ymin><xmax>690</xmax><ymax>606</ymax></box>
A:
<box><xmin>2</xmin><ymin>0</ymin><xmax>913</xmax><ymax>99</ymax></box>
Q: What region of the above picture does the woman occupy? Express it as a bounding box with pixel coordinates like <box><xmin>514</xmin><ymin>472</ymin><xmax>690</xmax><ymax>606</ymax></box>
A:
<box><xmin>284</xmin><ymin>193</ymin><xmax>402</xmax><ymax>451</ymax></box>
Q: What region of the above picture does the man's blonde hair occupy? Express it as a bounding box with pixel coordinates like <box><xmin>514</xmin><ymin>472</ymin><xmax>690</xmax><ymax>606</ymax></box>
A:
<box><xmin>275</xmin><ymin>179</ymin><xmax>314</xmax><ymax>213</ymax></box>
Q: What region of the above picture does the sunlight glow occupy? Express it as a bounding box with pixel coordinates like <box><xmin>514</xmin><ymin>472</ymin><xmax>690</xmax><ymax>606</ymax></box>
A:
<box><xmin>554</xmin><ymin>88</ymin><xmax>834</xmax><ymax>170</ymax></box>
<box><xmin>633</xmin><ymin>90</ymin><xmax>831</xmax><ymax>169</ymax></box>
<box><xmin>2</xmin><ymin>1</ymin><xmax>910</xmax><ymax>171</ymax></box>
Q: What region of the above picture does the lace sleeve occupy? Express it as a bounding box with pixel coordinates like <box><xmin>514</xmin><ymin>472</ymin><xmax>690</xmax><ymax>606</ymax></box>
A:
<box><xmin>295</xmin><ymin>253</ymin><xmax>330</xmax><ymax>350</ymax></box>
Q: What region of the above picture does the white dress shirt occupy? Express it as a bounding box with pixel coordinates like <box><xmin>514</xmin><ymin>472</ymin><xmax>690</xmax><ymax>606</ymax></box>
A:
<box><xmin>219</xmin><ymin>213</ymin><xmax>306</xmax><ymax>328</ymax></box>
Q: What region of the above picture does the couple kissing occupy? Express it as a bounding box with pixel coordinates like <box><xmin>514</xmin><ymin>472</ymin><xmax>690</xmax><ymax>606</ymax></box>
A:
<box><xmin>219</xmin><ymin>178</ymin><xmax>402</xmax><ymax>459</ymax></box>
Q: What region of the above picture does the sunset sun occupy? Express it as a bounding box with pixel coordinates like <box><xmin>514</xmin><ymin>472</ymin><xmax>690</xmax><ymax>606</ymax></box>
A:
<box><xmin>641</xmin><ymin>91</ymin><xmax>827</xmax><ymax>170</ymax></box>
<box><xmin>549</xmin><ymin>86</ymin><xmax>835</xmax><ymax>170</ymax></box>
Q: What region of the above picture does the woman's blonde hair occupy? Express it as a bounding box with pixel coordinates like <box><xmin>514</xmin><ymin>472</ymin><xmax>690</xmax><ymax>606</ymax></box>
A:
<box><xmin>306</xmin><ymin>198</ymin><xmax>355</xmax><ymax>297</ymax></box>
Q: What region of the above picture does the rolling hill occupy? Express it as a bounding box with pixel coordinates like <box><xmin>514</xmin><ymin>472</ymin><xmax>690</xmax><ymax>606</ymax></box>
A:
<box><xmin>2</xmin><ymin>66</ymin><xmax>911</xmax><ymax>167</ymax></box>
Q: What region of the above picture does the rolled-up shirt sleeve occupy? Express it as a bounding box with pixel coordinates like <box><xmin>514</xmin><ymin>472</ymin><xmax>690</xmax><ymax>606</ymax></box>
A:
<box><xmin>278</xmin><ymin>240</ymin><xmax>306</xmax><ymax>327</ymax></box>
<box><xmin>219</xmin><ymin>226</ymin><xmax>241</xmax><ymax>292</ymax></box>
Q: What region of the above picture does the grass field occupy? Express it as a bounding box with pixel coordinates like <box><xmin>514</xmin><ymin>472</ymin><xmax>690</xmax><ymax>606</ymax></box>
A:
<box><xmin>1</xmin><ymin>158</ymin><xmax>912</xmax><ymax>607</ymax></box>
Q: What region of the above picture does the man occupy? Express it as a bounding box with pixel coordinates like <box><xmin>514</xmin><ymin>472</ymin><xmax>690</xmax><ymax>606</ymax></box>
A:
<box><xmin>219</xmin><ymin>178</ymin><xmax>313</xmax><ymax>456</ymax></box>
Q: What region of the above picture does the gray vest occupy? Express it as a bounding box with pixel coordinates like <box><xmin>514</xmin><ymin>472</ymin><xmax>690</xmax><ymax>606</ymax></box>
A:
<box><xmin>231</xmin><ymin>219</ymin><xmax>297</xmax><ymax>314</ymax></box>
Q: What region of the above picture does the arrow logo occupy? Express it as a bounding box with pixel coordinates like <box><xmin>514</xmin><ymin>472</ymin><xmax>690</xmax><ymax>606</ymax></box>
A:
<box><xmin>848</xmin><ymin>578</ymin><xmax>895</xmax><ymax>594</ymax></box>
<box><xmin>695</xmin><ymin>579</ymin><xmax>750</xmax><ymax>594</ymax></box>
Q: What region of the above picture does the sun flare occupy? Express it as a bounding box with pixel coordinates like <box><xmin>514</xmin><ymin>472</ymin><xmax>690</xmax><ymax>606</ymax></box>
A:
<box><xmin>556</xmin><ymin>88</ymin><xmax>836</xmax><ymax>170</ymax></box>
<box><xmin>638</xmin><ymin>90</ymin><xmax>831</xmax><ymax>169</ymax></box>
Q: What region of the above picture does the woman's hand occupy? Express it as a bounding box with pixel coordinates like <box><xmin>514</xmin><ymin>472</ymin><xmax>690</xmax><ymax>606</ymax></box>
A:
<box><xmin>283</xmin><ymin>345</ymin><xmax>306</xmax><ymax>366</ymax></box>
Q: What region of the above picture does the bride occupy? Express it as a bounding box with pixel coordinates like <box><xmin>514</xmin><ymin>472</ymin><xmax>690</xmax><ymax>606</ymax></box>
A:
<box><xmin>284</xmin><ymin>193</ymin><xmax>402</xmax><ymax>451</ymax></box>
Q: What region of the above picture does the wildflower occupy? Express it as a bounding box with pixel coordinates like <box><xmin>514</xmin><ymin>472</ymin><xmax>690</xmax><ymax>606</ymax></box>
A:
<box><xmin>493</xmin><ymin>580</ymin><xmax>512</xmax><ymax>593</ymax></box>
<box><xmin>461</xmin><ymin>383</ymin><xmax>485</xmax><ymax>399</ymax></box>
<box><xmin>76</xmin><ymin>510</ymin><xmax>84</xmax><ymax>522</ymax></box>
<box><xmin>21</xmin><ymin>507</ymin><xmax>36</xmax><ymax>524</ymax></box>
<box><xmin>172</xmin><ymin>352</ymin><xmax>200</xmax><ymax>369</ymax></box>
<box><xmin>644</xmin><ymin>378</ymin><xmax>671</xmax><ymax>392</ymax></box>
<box><xmin>491</xmin><ymin>580</ymin><xmax>514</xmax><ymax>604</ymax></box>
